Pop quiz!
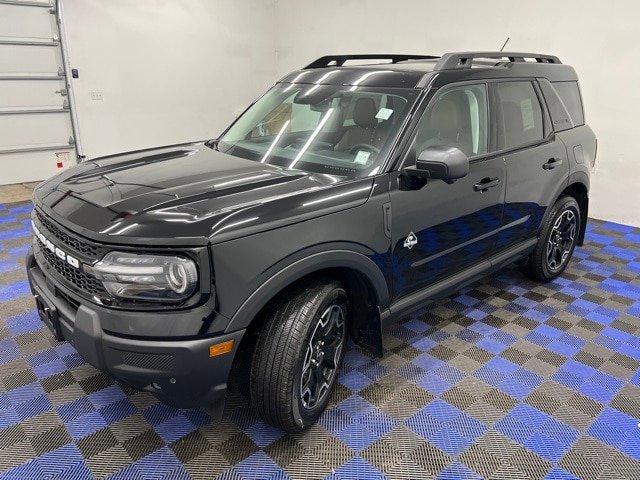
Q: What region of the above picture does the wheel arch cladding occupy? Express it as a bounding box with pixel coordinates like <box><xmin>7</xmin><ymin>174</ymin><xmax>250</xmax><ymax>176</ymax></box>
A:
<box><xmin>224</xmin><ymin>249</ymin><xmax>389</xmax><ymax>354</ymax></box>
<box><xmin>559</xmin><ymin>181</ymin><xmax>589</xmax><ymax>246</ymax></box>
<box><xmin>541</xmin><ymin>179</ymin><xmax>588</xmax><ymax>247</ymax></box>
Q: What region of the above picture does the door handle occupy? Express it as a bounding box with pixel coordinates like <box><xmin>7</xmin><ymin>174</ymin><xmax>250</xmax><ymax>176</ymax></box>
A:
<box><xmin>474</xmin><ymin>177</ymin><xmax>500</xmax><ymax>192</ymax></box>
<box><xmin>543</xmin><ymin>157</ymin><xmax>563</xmax><ymax>170</ymax></box>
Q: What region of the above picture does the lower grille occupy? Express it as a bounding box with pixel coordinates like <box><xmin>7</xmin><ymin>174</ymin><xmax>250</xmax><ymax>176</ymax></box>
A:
<box><xmin>57</xmin><ymin>289</ymin><xmax>81</xmax><ymax>312</ymax></box>
<box><xmin>117</xmin><ymin>350</ymin><xmax>177</xmax><ymax>372</ymax></box>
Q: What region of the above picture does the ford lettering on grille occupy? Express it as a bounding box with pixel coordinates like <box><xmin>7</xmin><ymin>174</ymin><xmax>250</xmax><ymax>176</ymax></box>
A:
<box><xmin>32</xmin><ymin>220</ymin><xmax>81</xmax><ymax>269</ymax></box>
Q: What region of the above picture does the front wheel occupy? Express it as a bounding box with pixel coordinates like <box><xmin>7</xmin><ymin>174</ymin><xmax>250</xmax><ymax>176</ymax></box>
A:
<box><xmin>250</xmin><ymin>280</ymin><xmax>348</xmax><ymax>432</ymax></box>
<box><xmin>525</xmin><ymin>195</ymin><xmax>581</xmax><ymax>281</ymax></box>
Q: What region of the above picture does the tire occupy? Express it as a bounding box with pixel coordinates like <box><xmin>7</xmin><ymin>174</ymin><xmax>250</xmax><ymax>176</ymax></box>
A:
<box><xmin>250</xmin><ymin>279</ymin><xmax>348</xmax><ymax>432</ymax></box>
<box><xmin>525</xmin><ymin>195</ymin><xmax>581</xmax><ymax>281</ymax></box>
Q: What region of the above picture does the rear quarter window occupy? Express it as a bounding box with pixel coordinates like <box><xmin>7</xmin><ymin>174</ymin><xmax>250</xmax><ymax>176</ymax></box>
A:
<box><xmin>538</xmin><ymin>79</ymin><xmax>573</xmax><ymax>131</ymax></box>
<box><xmin>552</xmin><ymin>81</ymin><xmax>585</xmax><ymax>126</ymax></box>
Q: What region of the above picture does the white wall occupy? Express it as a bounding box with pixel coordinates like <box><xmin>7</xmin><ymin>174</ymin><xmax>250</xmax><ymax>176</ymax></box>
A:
<box><xmin>59</xmin><ymin>0</ymin><xmax>639</xmax><ymax>226</ymax></box>
<box><xmin>63</xmin><ymin>0</ymin><xmax>276</xmax><ymax>159</ymax></box>
<box><xmin>273</xmin><ymin>0</ymin><xmax>640</xmax><ymax>227</ymax></box>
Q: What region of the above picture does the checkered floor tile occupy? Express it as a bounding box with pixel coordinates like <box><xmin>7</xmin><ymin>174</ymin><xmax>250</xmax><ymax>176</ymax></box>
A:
<box><xmin>1</xmin><ymin>201</ymin><xmax>639</xmax><ymax>479</ymax></box>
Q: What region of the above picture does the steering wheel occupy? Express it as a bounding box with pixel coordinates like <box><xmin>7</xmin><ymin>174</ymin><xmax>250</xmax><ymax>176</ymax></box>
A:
<box><xmin>349</xmin><ymin>144</ymin><xmax>380</xmax><ymax>155</ymax></box>
<box><xmin>288</xmin><ymin>138</ymin><xmax>333</xmax><ymax>151</ymax></box>
<box><xmin>286</xmin><ymin>138</ymin><xmax>306</xmax><ymax>148</ymax></box>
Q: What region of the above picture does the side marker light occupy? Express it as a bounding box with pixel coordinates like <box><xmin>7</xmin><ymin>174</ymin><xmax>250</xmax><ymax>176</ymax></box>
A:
<box><xmin>209</xmin><ymin>339</ymin><xmax>234</xmax><ymax>357</ymax></box>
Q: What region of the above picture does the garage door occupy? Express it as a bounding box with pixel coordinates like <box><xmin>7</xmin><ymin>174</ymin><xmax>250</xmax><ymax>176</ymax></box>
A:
<box><xmin>0</xmin><ymin>0</ymin><xmax>79</xmax><ymax>185</ymax></box>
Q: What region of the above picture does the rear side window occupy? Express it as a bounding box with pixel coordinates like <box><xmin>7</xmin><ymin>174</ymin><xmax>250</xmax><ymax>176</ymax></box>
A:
<box><xmin>493</xmin><ymin>81</ymin><xmax>544</xmax><ymax>150</ymax></box>
<box><xmin>552</xmin><ymin>81</ymin><xmax>584</xmax><ymax>126</ymax></box>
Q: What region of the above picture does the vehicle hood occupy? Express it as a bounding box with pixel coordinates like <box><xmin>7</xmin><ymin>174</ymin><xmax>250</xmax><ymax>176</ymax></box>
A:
<box><xmin>34</xmin><ymin>142</ymin><xmax>374</xmax><ymax>246</ymax></box>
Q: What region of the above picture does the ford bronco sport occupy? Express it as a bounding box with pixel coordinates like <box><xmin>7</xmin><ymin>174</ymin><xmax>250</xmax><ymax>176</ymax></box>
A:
<box><xmin>26</xmin><ymin>52</ymin><xmax>596</xmax><ymax>432</ymax></box>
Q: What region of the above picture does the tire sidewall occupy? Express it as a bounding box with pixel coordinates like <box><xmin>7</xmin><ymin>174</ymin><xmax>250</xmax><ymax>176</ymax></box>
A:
<box><xmin>291</xmin><ymin>286</ymin><xmax>348</xmax><ymax>429</ymax></box>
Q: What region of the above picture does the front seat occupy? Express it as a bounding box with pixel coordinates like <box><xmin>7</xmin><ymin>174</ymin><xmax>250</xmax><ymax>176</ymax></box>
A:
<box><xmin>335</xmin><ymin>97</ymin><xmax>381</xmax><ymax>152</ymax></box>
<box><xmin>417</xmin><ymin>94</ymin><xmax>472</xmax><ymax>155</ymax></box>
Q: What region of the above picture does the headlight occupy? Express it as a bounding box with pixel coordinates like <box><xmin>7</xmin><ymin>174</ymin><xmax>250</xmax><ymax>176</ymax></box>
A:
<box><xmin>86</xmin><ymin>251</ymin><xmax>198</xmax><ymax>303</ymax></box>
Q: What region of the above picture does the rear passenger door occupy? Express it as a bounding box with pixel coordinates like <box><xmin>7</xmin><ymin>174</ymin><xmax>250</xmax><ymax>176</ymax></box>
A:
<box><xmin>491</xmin><ymin>80</ymin><xmax>569</xmax><ymax>247</ymax></box>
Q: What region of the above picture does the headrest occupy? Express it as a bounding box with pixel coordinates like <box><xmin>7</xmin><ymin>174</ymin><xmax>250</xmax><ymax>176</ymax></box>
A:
<box><xmin>430</xmin><ymin>97</ymin><xmax>459</xmax><ymax>128</ymax></box>
<box><xmin>353</xmin><ymin>97</ymin><xmax>377</xmax><ymax>128</ymax></box>
<box><xmin>501</xmin><ymin>101</ymin><xmax>524</xmax><ymax>145</ymax></box>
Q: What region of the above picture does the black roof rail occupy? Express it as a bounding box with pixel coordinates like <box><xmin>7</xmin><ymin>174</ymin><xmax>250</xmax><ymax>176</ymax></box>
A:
<box><xmin>304</xmin><ymin>54</ymin><xmax>439</xmax><ymax>69</ymax></box>
<box><xmin>435</xmin><ymin>51</ymin><xmax>561</xmax><ymax>70</ymax></box>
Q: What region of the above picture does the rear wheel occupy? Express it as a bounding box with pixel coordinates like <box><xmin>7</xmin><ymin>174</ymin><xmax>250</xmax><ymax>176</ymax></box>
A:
<box><xmin>525</xmin><ymin>195</ymin><xmax>580</xmax><ymax>281</ymax></box>
<box><xmin>250</xmin><ymin>280</ymin><xmax>348</xmax><ymax>432</ymax></box>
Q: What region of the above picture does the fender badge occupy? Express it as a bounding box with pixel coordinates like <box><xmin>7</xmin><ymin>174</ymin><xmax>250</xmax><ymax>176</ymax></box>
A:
<box><xmin>404</xmin><ymin>232</ymin><xmax>418</xmax><ymax>249</ymax></box>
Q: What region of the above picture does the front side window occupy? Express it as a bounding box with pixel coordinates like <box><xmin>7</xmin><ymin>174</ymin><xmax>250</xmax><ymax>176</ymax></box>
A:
<box><xmin>494</xmin><ymin>81</ymin><xmax>544</xmax><ymax>150</ymax></box>
<box><xmin>408</xmin><ymin>83</ymin><xmax>488</xmax><ymax>160</ymax></box>
<box><xmin>217</xmin><ymin>84</ymin><xmax>419</xmax><ymax>178</ymax></box>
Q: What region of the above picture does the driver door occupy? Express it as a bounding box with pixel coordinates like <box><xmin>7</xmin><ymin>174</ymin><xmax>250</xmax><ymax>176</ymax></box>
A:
<box><xmin>389</xmin><ymin>83</ymin><xmax>506</xmax><ymax>299</ymax></box>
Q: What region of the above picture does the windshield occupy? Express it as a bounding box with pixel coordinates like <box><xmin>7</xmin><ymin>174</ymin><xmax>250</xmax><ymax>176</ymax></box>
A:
<box><xmin>217</xmin><ymin>83</ymin><xmax>419</xmax><ymax>178</ymax></box>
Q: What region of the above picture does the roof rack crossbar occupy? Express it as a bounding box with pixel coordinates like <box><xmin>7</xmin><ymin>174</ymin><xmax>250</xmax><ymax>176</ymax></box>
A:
<box><xmin>435</xmin><ymin>51</ymin><xmax>561</xmax><ymax>70</ymax></box>
<box><xmin>304</xmin><ymin>54</ymin><xmax>440</xmax><ymax>69</ymax></box>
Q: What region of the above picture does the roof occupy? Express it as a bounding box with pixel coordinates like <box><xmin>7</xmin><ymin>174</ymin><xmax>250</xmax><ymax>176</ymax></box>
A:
<box><xmin>277</xmin><ymin>52</ymin><xmax>579</xmax><ymax>89</ymax></box>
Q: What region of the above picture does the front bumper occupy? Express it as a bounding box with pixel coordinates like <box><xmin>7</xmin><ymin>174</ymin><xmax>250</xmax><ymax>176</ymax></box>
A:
<box><xmin>26</xmin><ymin>248</ymin><xmax>244</xmax><ymax>415</ymax></box>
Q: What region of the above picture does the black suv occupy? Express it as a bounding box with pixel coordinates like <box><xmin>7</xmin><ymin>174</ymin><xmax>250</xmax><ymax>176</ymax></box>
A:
<box><xmin>26</xmin><ymin>52</ymin><xmax>596</xmax><ymax>432</ymax></box>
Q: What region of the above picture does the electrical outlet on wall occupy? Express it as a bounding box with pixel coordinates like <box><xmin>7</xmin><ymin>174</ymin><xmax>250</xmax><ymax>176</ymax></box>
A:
<box><xmin>90</xmin><ymin>90</ymin><xmax>104</xmax><ymax>101</ymax></box>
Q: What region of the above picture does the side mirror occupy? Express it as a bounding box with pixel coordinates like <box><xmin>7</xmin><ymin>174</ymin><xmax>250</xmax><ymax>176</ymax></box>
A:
<box><xmin>404</xmin><ymin>146</ymin><xmax>469</xmax><ymax>184</ymax></box>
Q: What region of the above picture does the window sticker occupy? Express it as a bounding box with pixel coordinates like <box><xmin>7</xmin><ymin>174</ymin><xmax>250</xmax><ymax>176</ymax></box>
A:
<box><xmin>353</xmin><ymin>150</ymin><xmax>372</xmax><ymax>165</ymax></box>
<box><xmin>520</xmin><ymin>98</ymin><xmax>535</xmax><ymax>131</ymax></box>
<box><xmin>375</xmin><ymin>107</ymin><xmax>394</xmax><ymax>120</ymax></box>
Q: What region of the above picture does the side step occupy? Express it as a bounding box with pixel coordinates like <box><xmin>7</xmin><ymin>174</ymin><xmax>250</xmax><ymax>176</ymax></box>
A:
<box><xmin>381</xmin><ymin>238</ymin><xmax>537</xmax><ymax>326</ymax></box>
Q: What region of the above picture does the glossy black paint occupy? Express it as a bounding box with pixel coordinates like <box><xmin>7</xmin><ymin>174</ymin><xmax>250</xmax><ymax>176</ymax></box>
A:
<box><xmin>389</xmin><ymin>160</ymin><xmax>506</xmax><ymax>299</ymax></box>
<box><xmin>34</xmin><ymin>144</ymin><xmax>364</xmax><ymax>246</ymax></box>
<box><xmin>216</xmin><ymin>176</ymin><xmax>391</xmax><ymax>325</ymax></box>
<box><xmin>27</xmin><ymin>54</ymin><xmax>595</xmax><ymax>409</ymax></box>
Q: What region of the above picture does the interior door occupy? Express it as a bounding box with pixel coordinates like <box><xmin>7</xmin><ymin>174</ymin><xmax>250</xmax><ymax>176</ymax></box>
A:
<box><xmin>490</xmin><ymin>80</ymin><xmax>569</xmax><ymax>247</ymax></box>
<box><xmin>389</xmin><ymin>83</ymin><xmax>505</xmax><ymax>300</ymax></box>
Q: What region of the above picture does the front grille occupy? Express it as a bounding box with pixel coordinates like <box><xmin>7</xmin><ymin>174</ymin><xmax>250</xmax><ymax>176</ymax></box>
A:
<box><xmin>37</xmin><ymin>239</ymin><xmax>107</xmax><ymax>296</ymax></box>
<box><xmin>32</xmin><ymin>208</ymin><xmax>110</xmax><ymax>300</ymax></box>
<box><xmin>35</xmin><ymin>210</ymin><xmax>105</xmax><ymax>258</ymax></box>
